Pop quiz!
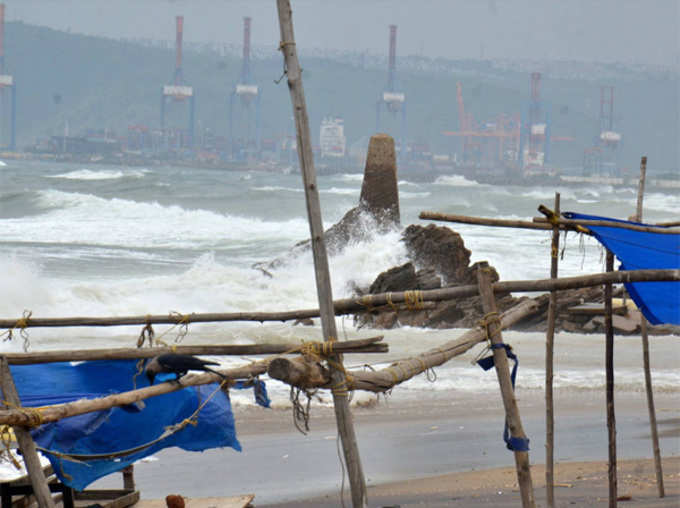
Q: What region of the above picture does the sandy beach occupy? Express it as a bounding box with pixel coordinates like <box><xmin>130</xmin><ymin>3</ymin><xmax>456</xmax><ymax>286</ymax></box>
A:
<box><xmin>91</xmin><ymin>389</ymin><xmax>679</xmax><ymax>506</ymax></box>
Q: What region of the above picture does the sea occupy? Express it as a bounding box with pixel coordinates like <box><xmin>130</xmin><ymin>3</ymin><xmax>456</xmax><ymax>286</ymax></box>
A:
<box><xmin>1</xmin><ymin>159</ymin><xmax>678</xmax><ymax>410</ymax></box>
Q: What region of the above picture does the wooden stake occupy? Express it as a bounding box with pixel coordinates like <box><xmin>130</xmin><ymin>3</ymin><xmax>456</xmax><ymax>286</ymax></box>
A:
<box><xmin>604</xmin><ymin>251</ymin><xmax>617</xmax><ymax>508</ymax></box>
<box><xmin>476</xmin><ymin>263</ymin><xmax>536</xmax><ymax>508</ymax></box>
<box><xmin>275</xmin><ymin>2</ymin><xmax>367</xmax><ymax>505</ymax></box>
<box><xmin>635</xmin><ymin>156</ymin><xmax>665</xmax><ymax>497</ymax></box>
<box><xmin>0</xmin><ymin>357</ymin><xmax>56</xmax><ymax>508</ymax></box>
<box><xmin>544</xmin><ymin>193</ymin><xmax>560</xmax><ymax>508</ymax></box>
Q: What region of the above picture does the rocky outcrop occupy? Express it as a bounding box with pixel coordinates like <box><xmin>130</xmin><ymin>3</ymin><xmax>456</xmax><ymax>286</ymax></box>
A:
<box><xmin>354</xmin><ymin>224</ymin><xmax>519</xmax><ymax>329</ymax></box>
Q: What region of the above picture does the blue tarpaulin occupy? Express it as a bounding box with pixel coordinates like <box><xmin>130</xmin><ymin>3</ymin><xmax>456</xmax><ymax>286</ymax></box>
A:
<box><xmin>10</xmin><ymin>360</ymin><xmax>264</xmax><ymax>491</ymax></box>
<box><xmin>565</xmin><ymin>212</ymin><xmax>680</xmax><ymax>325</ymax></box>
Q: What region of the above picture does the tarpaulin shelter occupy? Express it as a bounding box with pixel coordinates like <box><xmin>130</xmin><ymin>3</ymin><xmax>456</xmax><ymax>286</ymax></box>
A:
<box><xmin>11</xmin><ymin>360</ymin><xmax>267</xmax><ymax>491</ymax></box>
<box><xmin>565</xmin><ymin>212</ymin><xmax>680</xmax><ymax>325</ymax></box>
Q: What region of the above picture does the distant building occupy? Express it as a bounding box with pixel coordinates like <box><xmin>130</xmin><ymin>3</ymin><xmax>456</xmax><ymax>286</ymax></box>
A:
<box><xmin>48</xmin><ymin>136</ymin><xmax>121</xmax><ymax>155</ymax></box>
<box><xmin>319</xmin><ymin>117</ymin><xmax>346</xmax><ymax>158</ymax></box>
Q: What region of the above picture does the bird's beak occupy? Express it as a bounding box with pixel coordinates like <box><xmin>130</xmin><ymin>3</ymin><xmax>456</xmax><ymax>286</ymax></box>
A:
<box><xmin>146</xmin><ymin>373</ymin><xmax>155</xmax><ymax>385</ymax></box>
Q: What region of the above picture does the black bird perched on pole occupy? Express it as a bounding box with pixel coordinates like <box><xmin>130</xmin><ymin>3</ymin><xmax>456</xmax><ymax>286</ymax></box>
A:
<box><xmin>145</xmin><ymin>353</ymin><xmax>226</xmax><ymax>385</ymax></box>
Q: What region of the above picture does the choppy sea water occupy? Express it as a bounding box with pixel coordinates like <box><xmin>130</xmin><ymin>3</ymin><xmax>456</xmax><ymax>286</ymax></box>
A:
<box><xmin>1</xmin><ymin>159</ymin><xmax>678</xmax><ymax>407</ymax></box>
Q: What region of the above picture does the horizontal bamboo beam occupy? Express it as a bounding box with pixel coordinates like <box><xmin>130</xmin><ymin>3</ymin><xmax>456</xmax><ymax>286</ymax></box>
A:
<box><xmin>270</xmin><ymin>287</ymin><xmax>602</xmax><ymax>393</ymax></box>
<box><xmin>655</xmin><ymin>220</ymin><xmax>680</xmax><ymax>227</ymax></box>
<box><xmin>271</xmin><ymin>297</ymin><xmax>540</xmax><ymax>392</ymax></box>
<box><xmin>0</xmin><ymin>360</ymin><xmax>270</xmax><ymax>427</ymax></box>
<box><xmin>420</xmin><ymin>211</ymin><xmax>558</xmax><ymax>231</ymax></box>
<box><xmin>1</xmin><ymin>336</ymin><xmax>387</xmax><ymax>365</ymax></box>
<box><xmin>0</xmin><ymin>269</ymin><xmax>677</xmax><ymax>330</ymax></box>
<box><xmin>533</xmin><ymin>216</ymin><xmax>680</xmax><ymax>234</ymax></box>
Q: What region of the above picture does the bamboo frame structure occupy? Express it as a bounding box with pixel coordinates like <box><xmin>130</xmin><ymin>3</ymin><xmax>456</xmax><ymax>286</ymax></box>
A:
<box><xmin>0</xmin><ymin>358</ymin><xmax>57</xmax><ymax>508</ymax></box>
<box><xmin>1</xmin><ymin>337</ymin><xmax>387</xmax><ymax>365</ymax></box>
<box><xmin>543</xmin><ymin>193</ymin><xmax>560</xmax><ymax>508</ymax></box>
<box><xmin>605</xmin><ymin>251</ymin><xmax>617</xmax><ymax>507</ymax></box>
<box><xmin>1</xmin><ymin>269</ymin><xmax>676</xmax><ymax>331</ymax></box>
<box><xmin>275</xmin><ymin>2</ymin><xmax>366</xmax><ymax>505</ymax></box>
<box><xmin>477</xmin><ymin>263</ymin><xmax>535</xmax><ymax>508</ymax></box>
<box><xmin>634</xmin><ymin>156</ymin><xmax>665</xmax><ymax>498</ymax></box>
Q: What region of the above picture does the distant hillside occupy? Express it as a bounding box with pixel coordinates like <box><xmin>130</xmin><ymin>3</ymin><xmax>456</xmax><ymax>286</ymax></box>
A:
<box><xmin>4</xmin><ymin>21</ymin><xmax>679</xmax><ymax>172</ymax></box>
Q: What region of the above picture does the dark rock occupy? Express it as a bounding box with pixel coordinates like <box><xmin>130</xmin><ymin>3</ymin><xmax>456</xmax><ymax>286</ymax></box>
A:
<box><xmin>402</xmin><ymin>224</ymin><xmax>472</xmax><ymax>285</ymax></box>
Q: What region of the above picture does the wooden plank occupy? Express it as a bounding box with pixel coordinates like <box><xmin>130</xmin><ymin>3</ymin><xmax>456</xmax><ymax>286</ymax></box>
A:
<box><xmin>0</xmin><ymin>357</ymin><xmax>56</xmax><ymax>508</ymax></box>
<box><xmin>275</xmin><ymin>2</ymin><xmax>367</xmax><ymax>506</ymax></box>
<box><xmin>133</xmin><ymin>495</ymin><xmax>254</xmax><ymax>508</ymax></box>
<box><xmin>476</xmin><ymin>263</ymin><xmax>536</xmax><ymax>508</ymax></box>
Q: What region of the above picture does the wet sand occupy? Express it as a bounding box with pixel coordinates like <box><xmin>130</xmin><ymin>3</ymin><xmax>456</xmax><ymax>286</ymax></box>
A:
<box><xmin>93</xmin><ymin>390</ymin><xmax>679</xmax><ymax>506</ymax></box>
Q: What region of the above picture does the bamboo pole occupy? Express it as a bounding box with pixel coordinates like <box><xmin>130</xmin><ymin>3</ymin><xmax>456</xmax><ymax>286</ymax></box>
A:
<box><xmin>543</xmin><ymin>193</ymin><xmax>560</xmax><ymax>508</ymax></box>
<box><xmin>604</xmin><ymin>251</ymin><xmax>617</xmax><ymax>508</ymax></box>
<box><xmin>275</xmin><ymin>2</ymin><xmax>366</xmax><ymax>505</ymax></box>
<box><xmin>634</xmin><ymin>156</ymin><xmax>665</xmax><ymax>497</ymax></box>
<box><xmin>0</xmin><ymin>358</ymin><xmax>57</xmax><ymax>508</ymax></box>
<box><xmin>419</xmin><ymin>211</ymin><xmax>556</xmax><ymax>231</ymax></box>
<box><xmin>476</xmin><ymin>263</ymin><xmax>535</xmax><ymax>508</ymax></box>
<box><xmin>1</xmin><ymin>269</ymin><xmax>677</xmax><ymax>330</ymax></box>
<box><xmin>2</xmin><ymin>337</ymin><xmax>387</xmax><ymax>365</ymax></box>
<box><xmin>532</xmin><ymin>216</ymin><xmax>679</xmax><ymax>234</ymax></box>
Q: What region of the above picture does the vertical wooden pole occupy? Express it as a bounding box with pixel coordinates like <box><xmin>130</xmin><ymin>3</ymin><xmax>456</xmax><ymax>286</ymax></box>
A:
<box><xmin>634</xmin><ymin>156</ymin><xmax>664</xmax><ymax>497</ymax></box>
<box><xmin>122</xmin><ymin>465</ymin><xmax>135</xmax><ymax>491</ymax></box>
<box><xmin>0</xmin><ymin>358</ymin><xmax>56</xmax><ymax>508</ymax></box>
<box><xmin>544</xmin><ymin>192</ymin><xmax>560</xmax><ymax>508</ymax></box>
<box><xmin>604</xmin><ymin>251</ymin><xmax>617</xmax><ymax>508</ymax></box>
<box><xmin>477</xmin><ymin>263</ymin><xmax>536</xmax><ymax>508</ymax></box>
<box><xmin>274</xmin><ymin>2</ymin><xmax>367</xmax><ymax>506</ymax></box>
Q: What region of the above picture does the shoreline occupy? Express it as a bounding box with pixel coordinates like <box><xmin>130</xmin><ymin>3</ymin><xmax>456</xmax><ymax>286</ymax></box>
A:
<box><xmin>261</xmin><ymin>457</ymin><xmax>680</xmax><ymax>507</ymax></box>
<box><xmin>92</xmin><ymin>390</ymin><xmax>680</xmax><ymax>505</ymax></box>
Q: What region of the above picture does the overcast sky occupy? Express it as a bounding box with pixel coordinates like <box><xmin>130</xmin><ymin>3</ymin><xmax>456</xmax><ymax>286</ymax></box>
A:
<box><xmin>4</xmin><ymin>0</ymin><xmax>679</xmax><ymax>65</ymax></box>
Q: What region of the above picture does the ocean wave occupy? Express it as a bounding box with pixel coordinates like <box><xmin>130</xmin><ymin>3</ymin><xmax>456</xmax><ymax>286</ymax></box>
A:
<box><xmin>338</xmin><ymin>173</ymin><xmax>364</xmax><ymax>182</ymax></box>
<box><xmin>46</xmin><ymin>168</ymin><xmax>149</xmax><ymax>180</ymax></box>
<box><xmin>322</xmin><ymin>186</ymin><xmax>361</xmax><ymax>196</ymax></box>
<box><xmin>400</xmin><ymin>191</ymin><xmax>431</xmax><ymax>199</ymax></box>
<box><xmin>251</xmin><ymin>185</ymin><xmax>303</xmax><ymax>193</ymax></box>
<box><xmin>2</xmin><ymin>190</ymin><xmax>310</xmax><ymax>249</ymax></box>
<box><xmin>433</xmin><ymin>175</ymin><xmax>483</xmax><ymax>187</ymax></box>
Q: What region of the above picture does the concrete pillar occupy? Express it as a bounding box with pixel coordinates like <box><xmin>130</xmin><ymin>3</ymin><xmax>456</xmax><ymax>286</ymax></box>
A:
<box><xmin>359</xmin><ymin>133</ymin><xmax>400</xmax><ymax>227</ymax></box>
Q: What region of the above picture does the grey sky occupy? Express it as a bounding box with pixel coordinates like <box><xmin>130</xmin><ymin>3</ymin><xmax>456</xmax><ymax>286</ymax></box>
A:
<box><xmin>4</xmin><ymin>0</ymin><xmax>679</xmax><ymax>65</ymax></box>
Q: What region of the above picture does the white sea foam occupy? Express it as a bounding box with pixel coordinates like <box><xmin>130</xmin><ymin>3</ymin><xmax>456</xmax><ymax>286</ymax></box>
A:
<box><xmin>3</xmin><ymin>190</ymin><xmax>310</xmax><ymax>250</ymax></box>
<box><xmin>338</xmin><ymin>173</ymin><xmax>364</xmax><ymax>182</ymax></box>
<box><xmin>46</xmin><ymin>169</ymin><xmax>149</xmax><ymax>180</ymax></box>
<box><xmin>399</xmin><ymin>191</ymin><xmax>431</xmax><ymax>199</ymax></box>
<box><xmin>433</xmin><ymin>175</ymin><xmax>483</xmax><ymax>187</ymax></box>
<box><xmin>251</xmin><ymin>185</ymin><xmax>303</xmax><ymax>193</ymax></box>
<box><xmin>323</xmin><ymin>186</ymin><xmax>360</xmax><ymax>196</ymax></box>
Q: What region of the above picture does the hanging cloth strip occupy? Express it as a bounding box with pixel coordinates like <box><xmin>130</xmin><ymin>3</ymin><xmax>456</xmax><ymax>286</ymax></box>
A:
<box><xmin>477</xmin><ymin>343</ymin><xmax>530</xmax><ymax>452</ymax></box>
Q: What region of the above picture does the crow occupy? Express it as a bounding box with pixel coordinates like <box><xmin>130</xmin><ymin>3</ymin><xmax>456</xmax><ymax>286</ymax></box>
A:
<box><xmin>145</xmin><ymin>353</ymin><xmax>226</xmax><ymax>385</ymax></box>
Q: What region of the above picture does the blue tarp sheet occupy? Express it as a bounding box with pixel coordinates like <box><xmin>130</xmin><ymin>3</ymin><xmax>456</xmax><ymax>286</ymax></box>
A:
<box><xmin>10</xmin><ymin>360</ymin><xmax>260</xmax><ymax>491</ymax></box>
<box><xmin>565</xmin><ymin>212</ymin><xmax>680</xmax><ymax>325</ymax></box>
